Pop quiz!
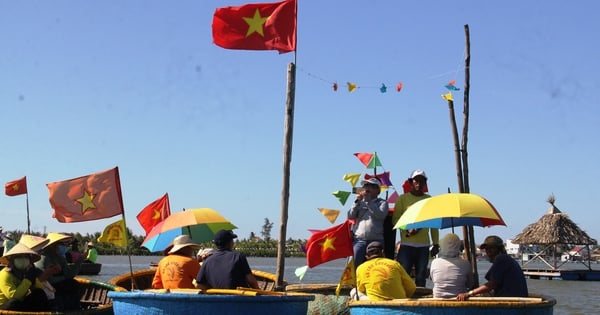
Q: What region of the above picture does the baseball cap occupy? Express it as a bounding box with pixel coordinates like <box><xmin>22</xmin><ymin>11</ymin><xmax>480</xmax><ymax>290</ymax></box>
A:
<box><xmin>214</xmin><ymin>229</ymin><xmax>238</xmax><ymax>246</ymax></box>
<box><xmin>366</xmin><ymin>241</ymin><xmax>384</xmax><ymax>255</ymax></box>
<box><xmin>479</xmin><ymin>235</ymin><xmax>504</xmax><ymax>249</ymax></box>
<box><xmin>361</xmin><ymin>178</ymin><xmax>381</xmax><ymax>187</ymax></box>
<box><xmin>410</xmin><ymin>169</ymin><xmax>427</xmax><ymax>180</ymax></box>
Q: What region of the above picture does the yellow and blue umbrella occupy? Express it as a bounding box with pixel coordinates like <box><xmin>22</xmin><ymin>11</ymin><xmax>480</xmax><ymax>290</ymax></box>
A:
<box><xmin>141</xmin><ymin>208</ymin><xmax>237</xmax><ymax>252</ymax></box>
<box><xmin>394</xmin><ymin>193</ymin><xmax>506</xmax><ymax>230</ymax></box>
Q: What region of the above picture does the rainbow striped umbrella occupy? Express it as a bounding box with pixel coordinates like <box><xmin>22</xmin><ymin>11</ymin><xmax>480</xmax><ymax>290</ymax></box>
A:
<box><xmin>394</xmin><ymin>193</ymin><xmax>506</xmax><ymax>231</ymax></box>
<box><xmin>142</xmin><ymin>208</ymin><xmax>237</xmax><ymax>252</ymax></box>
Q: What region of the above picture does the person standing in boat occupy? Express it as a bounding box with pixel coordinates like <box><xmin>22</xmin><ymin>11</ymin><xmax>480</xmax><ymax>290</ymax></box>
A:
<box><xmin>2</xmin><ymin>233</ymin><xmax>16</xmax><ymax>256</ymax></box>
<box><xmin>348</xmin><ymin>177</ymin><xmax>389</xmax><ymax>267</ymax></box>
<box><xmin>196</xmin><ymin>229</ymin><xmax>259</xmax><ymax>290</ymax></box>
<box><xmin>351</xmin><ymin>241</ymin><xmax>415</xmax><ymax>300</ymax></box>
<box><xmin>35</xmin><ymin>232</ymin><xmax>83</xmax><ymax>311</ymax></box>
<box><xmin>430</xmin><ymin>233</ymin><xmax>473</xmax><ymax>298</ymax></box>
<box><xmin>393</xmin><ymin>169</ymin><xmax>439</xmax><ymax>287</ymax></box>
<box><xmin>152</xmin><ymin>235</ymin><xmax>201</xmax><ymax>289</ymax></box>
<box><xmin>457</xmin><ymin>236</ymin><xmax>528</xmax><ymax>300</ymax></box>
<box><xmin>0</xmin><ymin>243</ymin><xmax>57</xmax><ymax>312</ymax></box>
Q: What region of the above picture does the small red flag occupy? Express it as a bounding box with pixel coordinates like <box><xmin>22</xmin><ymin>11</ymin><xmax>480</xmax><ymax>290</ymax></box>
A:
<box><xmin>47</xmin><ymin>167</ymin><xmax>124</xmax><ymax>223</ymax></box>
<box><xmin>137</xmin><ymin>193</ymin><xmax>171</xmax><ymax>235</ymax></box>
<box><xmin>5</xmin><ymin>176</ymin><xmax>27</xmax><ymax>196</ymax></box>
<box><xmin>212</xmin><ymin>0</ymin><xmax>296</xmax><ymax>53</ymax></box>
<box><xmin>306</xmin><ymin>220</ymin><xmax>354</xmax><ymax>268</ymax></box>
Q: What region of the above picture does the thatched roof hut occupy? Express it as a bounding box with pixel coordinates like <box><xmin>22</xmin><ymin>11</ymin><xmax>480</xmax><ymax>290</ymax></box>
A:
<box><xmin>512</xmin><ymin>195</ymin><xmax>597</xmax><ymax>245</ymax></box>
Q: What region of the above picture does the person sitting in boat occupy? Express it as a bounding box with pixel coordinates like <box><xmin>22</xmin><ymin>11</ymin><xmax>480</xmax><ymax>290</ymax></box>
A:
<box><xmin>457</xmin><ymin>235</ymin><xmax>528</xmax><ymax>300</ymax></box>
<box><xmin>65</xmin><ymin>239</ymin><xmax>82</xmax><ymax>263</ymax></box>
<box><xmin>348</xmin><ymin>178</ymin><xmax>389</xmax><ymax>267</ymax></box>
<box><xmin>35</xmin><ymin>232</ymin><xmax>83</xmax><ymax>311</ymax></box>
<box><xmin>430</xmin><ymin>233</ymin><xmax>474</xmax><ymax>298</ymax></box>
<box><xmin>196</xmin><ymin>229</ymin><xmax>259</xmax><ymax>290</ymax></box>
<box><xmin>0</xmin><ymin>243</ymin><xmax>59</xmax><ymax>312</ymax></box>
<box><xmin>350</xmin><ymin>241</ymin><xmax>416</xmax><ymax>301</ymax></box>
<box><xmin>152</xmin><ymin>235</ymin><xmax>201</xmax><ymax>289</ymax></box>
<box><xmin>84</xmin><ymin>242</ymin><xmax>98</xmax><ymax>263</ymax></box>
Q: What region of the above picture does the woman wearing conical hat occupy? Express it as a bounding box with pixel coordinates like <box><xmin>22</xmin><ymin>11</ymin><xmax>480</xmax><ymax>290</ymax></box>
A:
<box><xmin>0</xmin><ymin>243</ymin><xmax>55</xmax><ymax>311</ymax></box>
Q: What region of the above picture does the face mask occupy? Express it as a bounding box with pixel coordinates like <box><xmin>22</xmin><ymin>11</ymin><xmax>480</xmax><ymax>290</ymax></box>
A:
<box><xmin>13</xmin><ymin>257</ymin><xmax>31</xmax><ymax>270</ymax></box>
<box><xmin>58</xmin><ymin>245</ymin><xmax>68</xmax><ymax>256</ymax></box>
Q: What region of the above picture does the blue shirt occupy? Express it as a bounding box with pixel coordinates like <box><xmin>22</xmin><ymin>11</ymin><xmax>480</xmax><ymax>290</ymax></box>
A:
<box><xmin>485</xmin><ymin>254</ymin><xmax>528</xmax><ymax>297</ymax></box>
<box><xmin>196</xmin><ymin>249</ymin><xmax>252</xmax><ymax>289</ymax></box>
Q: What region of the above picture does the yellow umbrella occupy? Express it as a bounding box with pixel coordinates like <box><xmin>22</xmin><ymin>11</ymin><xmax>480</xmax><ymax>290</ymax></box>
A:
<box><xmin>394</xmin><ymin>193</ymin><xmax>506</xmax><ymax>231</ymax></box>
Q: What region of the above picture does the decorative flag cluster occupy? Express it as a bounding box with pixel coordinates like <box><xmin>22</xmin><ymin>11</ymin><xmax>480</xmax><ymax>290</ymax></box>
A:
<box><xmin>47</xmin><ymin>167</ymin><xmax>124</xmax><ymax>223</ymax></box>
<box><xmin>442</xmin><ymin>80</ymin><xmax>460</xmax><ymax>101</ymax></box>
<box><xmin>212</xmin><ymin>0</ymin><xmax>296</xmax><ymax>53</ymax></box>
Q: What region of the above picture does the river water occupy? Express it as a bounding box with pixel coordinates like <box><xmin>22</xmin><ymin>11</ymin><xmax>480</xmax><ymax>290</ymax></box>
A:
<box><xmin>86</xmin><ymin>255</ymin><xmax>599</xmax><ymax>315</ymax></box>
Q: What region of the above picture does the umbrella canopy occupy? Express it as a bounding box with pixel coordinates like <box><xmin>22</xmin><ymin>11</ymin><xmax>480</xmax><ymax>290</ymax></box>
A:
<box><xmin>393</xmin><ymin>193</ymin><xmax>506</xmax><ymax>230</ymax></box>
<box><xmin>141</xmin><ymin>208</ymin><xmax>237</xmax><ymax>252</ymax></box>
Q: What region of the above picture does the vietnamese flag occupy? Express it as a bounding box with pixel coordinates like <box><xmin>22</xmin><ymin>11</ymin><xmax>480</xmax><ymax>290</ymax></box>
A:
<box><xmin>137</xmin><ymin>193</ymin><xmax>171</xmax><ymax>235</ymax></box>
<box><xmin>5</xmin><ymin>176</ymin><xmax>27</xmax><ymax>196</ymax></box>
<box><xmin>306</xmin><ymin>220</ymin><xmax>354</xmax><ymax>268</ymax></box>
<box><xmin>47</xmin><ymin>167</ymin><xmax>124</xmax><ymax>223</ymax></box>
<box><xmin>212</xmin><ymin>0</ymin><xmax>296</xmax><ymax>53</ymax></box>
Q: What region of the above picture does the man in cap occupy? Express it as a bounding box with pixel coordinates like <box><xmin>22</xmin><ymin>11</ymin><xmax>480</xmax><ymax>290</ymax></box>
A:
<box><xmin>457</xmin><ymin>235</ymin><xmax>528</xmax><ymax>300</ymax></box>
<box><xmin>152</xmin><ymin>235</ymin><xmax>201</xmax><ymax>289</ymax></box>
<box><xmin>84</xmin><ymin>242</ymin><xmax>98</xmax><ymax>263</ymax></box>
<box><xmin>2</xmin><ymin>233</ymin><xmax>16</xmax><ymax>256</ymax></box>
<box><xmin>196</xmin><ymin>229</ymin><xmax>259</xmax><ymax>290</ymax></box>
<box><xmin>348</xmin><ymin>177</ymin><xmax>389</xmax><ymax>267</ymax></box>
<box><xmin>393</xmin><ymin>169</ymin><xmax>439</xmax><ymax>287</ymax></box>
<box><xmin>351</xmin><ymin>241</ymin><xmax>415</xmax><ymax>301</ymax></box>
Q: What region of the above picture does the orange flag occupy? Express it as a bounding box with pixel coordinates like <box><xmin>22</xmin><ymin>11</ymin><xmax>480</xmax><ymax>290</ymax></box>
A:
<box><xmin>137</xmin><ymin>193</ymin><xmax>171</xmax><ymax>235</ymax></box>
<box><xmin>306</xmin><ymin>220</ymin><xmax>353</xmax><ymax>268</ymax></box>
<box><xmin>317</xmin><ymin>208</ymin><xmax>340</xmax><ymax>224</ymax></box>
<box><xmin>5</xmin><ymin>176</ymin><xmax>27</xmax><ymax>196</ymax></box>
<box><xmin>212</xmin><ymin>0</ymin><xmax>296</xmax><ymax>53</ymax></box>
<box><xmin>47</xmin><ymin>167</ymin><xmax>124</xmax><ymax>223</ymax></box>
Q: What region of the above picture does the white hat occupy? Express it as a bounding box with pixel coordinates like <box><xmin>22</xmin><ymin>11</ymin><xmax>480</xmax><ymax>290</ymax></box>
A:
<box><xmin>168</xmin><ymin>235</ymin><xmax>201</xmax><ymax>254</ymax></box>
<box><xmin>361</xmin><ymin>178</ymin><xmax>381</xmax><ymax>187</ymax></box>
<box><xmin>410</xmin><ymin>169</ymin><xmax>427</xmax><ymax>179</ymax></box>
<box><xmin>198</xmin><ymin>248</ymin><xmax>215</xmax><ymax>258</ymax></box>
<box><xmin>0</xmin><ymin>243</ymin><xmax>41</xmax><ymax>265</ymax></box>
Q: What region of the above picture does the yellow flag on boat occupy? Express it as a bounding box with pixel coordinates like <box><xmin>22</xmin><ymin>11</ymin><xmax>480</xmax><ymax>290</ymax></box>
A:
<box><xmin>336</xmin><ymin>257</ymin><xmax>356</xmax><ymax>296</ymax></box>
<box><xmin>98</xmin><ymin>219</ymin><xmax>128</xmax><ymax>247</ymax></box>
<box><xmin>318</xmin><ymin>208</ymin><xmax>340</xmax><ymax>224</ymax></box>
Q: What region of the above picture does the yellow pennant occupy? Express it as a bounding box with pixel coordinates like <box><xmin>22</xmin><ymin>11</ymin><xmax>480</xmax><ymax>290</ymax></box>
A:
<box><xmin>347</xmin><ymin>82</ymin><xmax>357</xmax><ymax>92</ymax></box>
<box><xmin>97</xmin><ymin>219</ymin><xmax>128</xmax><ymax>248</ymax></box>
<box><xmin>318</xmin><ymin>208</ymin><xmax>341</xmax><ymax>224</ymax></box>
<box><xmin>342</xmin><ymin>173</ymin><xmax>361</xmax><ymax>187</ymax></box>
<box><xmin>442</xmin><ymin>92</ymin><xmax>454</xmax><ymax>101</ymax></box>
<box><xmin>336</xmin><ymin>257</ymin><xmax>356</xmax><ymax>296</ymax></box>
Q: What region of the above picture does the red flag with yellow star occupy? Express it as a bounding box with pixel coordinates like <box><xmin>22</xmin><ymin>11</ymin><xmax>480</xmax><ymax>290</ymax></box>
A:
<box><xmin>212</xmin><ymin>0</ymin><xmax>296</xmax><ymax>53</ymax></box>
<box><xmin>5</xmin><ymin>176</ymin><xmax>27</xmax><ymax>196</ymax></box>
<box><xmin>306</xmin><ymin>220</ymin><xmax>353</xmax><ymax>268</ymax></box>
<box><xmin>136</xmin><ymin>193</ymin><xmax>171</xmax><ymax>235</ymax></box>
<box><xmin>47</xmin><ymin>167</ymin><xmax>124</xmax><ymax>223</ymax></box>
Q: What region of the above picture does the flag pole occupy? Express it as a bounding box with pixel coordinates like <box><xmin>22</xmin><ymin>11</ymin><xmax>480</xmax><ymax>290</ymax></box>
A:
<box><xmin>113</xmin><ymin>167</ymin><xmax>137</xmax><ymax>291</ymax></box>
<box><xmin>26</xmin><ymin>192</ymin><xmax>31</xmax><ymax>234</ymax></box>
<box><xmin>275</xmin><ymin>61</ymin><xmax>296</xmax><ymax>289</ymax></box>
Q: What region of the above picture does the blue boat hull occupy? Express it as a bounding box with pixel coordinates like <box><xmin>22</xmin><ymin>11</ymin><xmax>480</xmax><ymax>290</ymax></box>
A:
<box><xmin>348</xmin><ymin>294</ymin><xmax>556</xmax><ymax>315</ymax></box>
<box><xmin>108</xmin><ymin>291</ymin><xmax>314</xmax><ymax>315</ymax></box>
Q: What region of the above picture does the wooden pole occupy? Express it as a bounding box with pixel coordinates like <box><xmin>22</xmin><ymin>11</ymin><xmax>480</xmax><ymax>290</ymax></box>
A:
<box><xmin>275</xmin><ymin>62</ymin><xmax>296</xmax><ymax>289</ymax></box>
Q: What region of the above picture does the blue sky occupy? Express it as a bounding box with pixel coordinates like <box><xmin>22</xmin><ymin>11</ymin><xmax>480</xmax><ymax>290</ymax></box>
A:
<box><xmin>1</xmin><ymin>1</ymin><xmax>599</xmax><ymax>246</ymax></box>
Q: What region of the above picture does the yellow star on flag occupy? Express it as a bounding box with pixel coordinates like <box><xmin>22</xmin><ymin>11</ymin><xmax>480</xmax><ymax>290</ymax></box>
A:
<box><xmin>76</xmin><ymin>190</ymin><xmax>96</xmax><ymax>213</ymax></box>
<box><xmin>152</xmin><ymin>209</ymin><xmax>161</xmax><ymax>220</ymax></box>
<box><xmin>10</xmin><ymin>184</ymin><xmax>20</xmax><ymax>191</ymax></box>
<box><xmin>243</xmin><ymin>9</ymin><xmax>268</xmax><ymax>37</ymax></box>
<box><xmin>320</xmin><ymin>235</ymin><xmax>337</xmax><ymax>252</ymax></box>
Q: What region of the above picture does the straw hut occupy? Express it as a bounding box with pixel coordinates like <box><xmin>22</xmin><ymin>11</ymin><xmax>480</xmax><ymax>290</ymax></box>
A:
<box><xmin>512</xmin><ymin>195</ymin><xmax>597</xmax><ymax>269</ymax></box>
